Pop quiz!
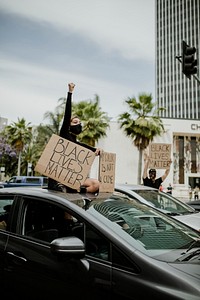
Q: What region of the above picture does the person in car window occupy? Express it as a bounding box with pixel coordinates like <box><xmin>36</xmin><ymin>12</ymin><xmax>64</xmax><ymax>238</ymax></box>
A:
<box><xmin>0</xmin><ymin>220</ymin><xmax>6</xmax><ymax>230</ymax></box>
<box><xmin>48</xmin><ymin>82</ymin><xmax>101</xmax><ymax>194</ymax></box>
<box><xmin>142</xmin><ymin>155</ymin><xmax>171</xmax><ymax>189</ymax></box>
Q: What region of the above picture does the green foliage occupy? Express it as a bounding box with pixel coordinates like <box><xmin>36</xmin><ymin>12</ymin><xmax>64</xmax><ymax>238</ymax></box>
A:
<box><xmin>118</xmin><ymin>93</ymin><xmax>165</xmax><ymax>184</ymax></box>
<box><xmin>3</xmin><ymin>118</ymin><xmax>32</xmax><ymax>152</ymax></box>
<box><xmin>0</xmin><ymin>136</ymin><xmax>17</xmax><ymax>177</ymax></box>
<box><xmin>58</xmin><ymin>94</ymin><xmax>110</xmax><ymax>147</ymax></box>
<box><xmin>118</xmin><ymin>93</ymin><xmax>165</xmax><ymax>150</ymax></box>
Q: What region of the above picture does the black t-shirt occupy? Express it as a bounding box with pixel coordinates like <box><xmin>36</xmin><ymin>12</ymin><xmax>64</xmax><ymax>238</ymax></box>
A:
<box><xmin>143</xmin><ymin>177</ymin><xmax>162</xmax><ymax>189</ymax></box>
<box><xmin>167</xmin><ymin>186</ymin><xmax>172</xmax><ymax>193</ymax></box>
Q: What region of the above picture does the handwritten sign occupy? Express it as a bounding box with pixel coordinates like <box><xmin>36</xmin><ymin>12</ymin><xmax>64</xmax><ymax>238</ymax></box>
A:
<box><xmin>35</xmin><ymin>134</ymin><xmax>95</xmax><ymax>190</ymax></box>
<box><xmin>149</xmin><ymin>143</ymin><xmax>171</xmax><ymax>169</ymax></box>
<box><xmin>99</xmin><ymin>151</ymin><xmax>116</xmax><ymax>192</ymax></box>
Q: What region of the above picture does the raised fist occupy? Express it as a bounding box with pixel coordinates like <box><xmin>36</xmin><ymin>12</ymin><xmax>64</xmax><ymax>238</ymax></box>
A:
<box><xmin>68</xmin><ymin>82</ymin><xmax>75</xmax><ymax>92</ymax></box>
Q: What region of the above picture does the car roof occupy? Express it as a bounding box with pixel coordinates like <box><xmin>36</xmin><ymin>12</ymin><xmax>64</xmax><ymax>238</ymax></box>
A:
<box><xmin>0</xmin><ymin>186</ymin><xmax>112</xmax><ymax>202</ymax></box>
<box><xmin>116</xmin><ymin>183</ymin><xmax>157</xmax><ymax>191</ymax></box>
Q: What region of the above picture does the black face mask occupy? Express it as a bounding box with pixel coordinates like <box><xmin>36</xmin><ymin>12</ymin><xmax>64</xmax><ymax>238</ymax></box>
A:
<box><xmin>69</xmin><ymin>124</ymin><xmax>82</xmax><ymax>135</ymax></box>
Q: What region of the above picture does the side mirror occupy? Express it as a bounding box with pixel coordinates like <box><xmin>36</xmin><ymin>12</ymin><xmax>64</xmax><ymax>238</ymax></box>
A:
<box><xmin>50</xmin><ymin>236</ymin><xmax>85</xmax><ymax>258</ymax></box>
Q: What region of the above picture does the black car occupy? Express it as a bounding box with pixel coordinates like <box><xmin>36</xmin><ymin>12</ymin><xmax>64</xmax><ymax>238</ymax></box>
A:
<box><xmin>186</xmin><ymin>199</ymin><xmax>200</xmax><ymax>212</ymax></box>
<box><xmin>0</xmin><ymin>187</ymin><xmax>200</xmax><ymax>300</ymax></box>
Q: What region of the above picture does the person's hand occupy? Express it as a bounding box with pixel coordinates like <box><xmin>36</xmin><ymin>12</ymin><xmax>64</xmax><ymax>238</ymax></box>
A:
<box><xmin>68</xmin><ymin>82</ymin><xmax>75</xmax><ymax>93</ymax></box>
<box><xmin>167</xmin><ymin>159</ymin><xmax>172</xmax><ymax>169</ymax></box>
<box><xmin>95</xmin><ymin>148</ymin><xmax>101</xmax><ymax>156</ymax></box>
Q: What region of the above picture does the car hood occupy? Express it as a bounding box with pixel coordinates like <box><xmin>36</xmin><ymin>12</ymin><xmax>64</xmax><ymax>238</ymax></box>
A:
<box><xmin>174</xmin><ymin>212</ymin><xmax>200</xmax><ymax>231</ymax></box>
<box><xmin>169</xmin><ymin>262</ymin><xmax>200</xmax><ymax>280</ymax></box>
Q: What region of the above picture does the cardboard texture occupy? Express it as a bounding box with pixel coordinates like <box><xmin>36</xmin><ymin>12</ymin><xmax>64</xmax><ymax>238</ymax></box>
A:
<box><xmin>35</xmin><ymin>134</ymin><xmax>96</xmax><ymax>190</ymax></box>
<box><xmin>99</xmin><ymin>151</ymin><xmax>116</xmax><ymax>192</ymax></box>
<box><xmin>148</xmin><ymin>143</ymin><xmax>171</xmax><ymax>169</ymax></box>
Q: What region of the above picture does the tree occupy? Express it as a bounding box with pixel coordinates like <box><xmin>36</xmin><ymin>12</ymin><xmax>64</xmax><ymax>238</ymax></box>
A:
<box><xmin>43</xmin><ymin>104</ymin><xmax>64</xmax><ymax>136</ymax></box>
<box><xmin>3</xmin><ymin>118</ymin><xmax>32</xmax><ymax>176</ymax></box>
<box><xmin>58</xmin><ymin>94</ymin><xmax>110</xmax><ymax>147</ymax></box>
<box><xmin>118</xmin><ymin>93</ymin><xmax>165</xmax><ymax>184</ymax></box>
<box><xmin>0</xmin><ymin>136</ymin><xmax>17</xmax><ymax>178</ymax></box>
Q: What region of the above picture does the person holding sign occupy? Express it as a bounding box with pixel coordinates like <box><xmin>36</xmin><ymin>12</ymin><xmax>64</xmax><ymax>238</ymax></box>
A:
<box><xmin>142</xmin><ymin>154</ymin><xmax>171</xmax><ymax>189</ymax></box>
<box><xmin>48</xmin><ymin>82</ymin><xmax>101</xmax><ymax>194</ymax></box>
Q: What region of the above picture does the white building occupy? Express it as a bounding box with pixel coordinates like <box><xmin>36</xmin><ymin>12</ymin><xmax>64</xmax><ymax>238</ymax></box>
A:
<box><xmin>92</xmin><ymin>118</ymin><xmax>200</xmax><ymax>198</ymax></box>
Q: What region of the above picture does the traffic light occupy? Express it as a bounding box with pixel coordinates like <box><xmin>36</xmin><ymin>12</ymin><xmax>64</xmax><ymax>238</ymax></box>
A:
<box><xmin>182</xmin><ymin>40</ymin><xmax>197</xmax><ymax>78</ymax></box>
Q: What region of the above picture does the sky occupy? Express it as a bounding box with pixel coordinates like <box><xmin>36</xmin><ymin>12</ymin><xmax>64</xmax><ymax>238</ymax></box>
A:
<box><xmin>0</xmin><ymin>0</ymin><xmax>155</xmax><ymax>126</ymax></box>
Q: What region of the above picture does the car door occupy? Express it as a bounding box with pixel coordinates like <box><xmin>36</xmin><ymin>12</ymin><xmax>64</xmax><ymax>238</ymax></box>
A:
<box><xmin>0</xmin><ymin>195</ymin><xmax>15</xmax><ymax>285</ymax></box>
<box><xmin>3</xmin><ymin>195</ymin><xmax>112</xmax><ymax>300</ymax></box>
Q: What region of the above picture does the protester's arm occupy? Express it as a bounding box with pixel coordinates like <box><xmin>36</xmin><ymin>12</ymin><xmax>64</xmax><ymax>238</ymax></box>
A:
<box><xmin>60</xmin><ymin>82</ymin><xmax>75</xmax><ymax>138</ymax></box>
<box><xmin>161</xmin><ymin>160</ymin><xmax>172</xmax><ymax>182</ymax></box>
<box><xmin>78</xmin><ymin>141</ymin><xmax>101</xmax><ymax>156</ymax></box>
<box><xmin>143</xmin><ymin>154</ymin><xmax>150</xmax><ymax>179</ymax></box>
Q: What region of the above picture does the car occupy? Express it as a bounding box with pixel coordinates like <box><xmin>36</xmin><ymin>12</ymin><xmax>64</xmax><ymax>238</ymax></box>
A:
<box><xmin>186</xmin><ymin>199</ymin><xmax>200</xmax><ymax>212</ymax></box>
<box><xmin>0</xmin><ymin>176</ymin><xmax>48</xmax><ymax>188</ymax></box>
<box><xmin>0</xmin><ymin>187</ymin><xmax>200</xmax><ymax>300</ymax></box>
<box><xmin>115</xmin><ymin>184</ymin><xmax>200</xmax><ymax>232</ymax></box>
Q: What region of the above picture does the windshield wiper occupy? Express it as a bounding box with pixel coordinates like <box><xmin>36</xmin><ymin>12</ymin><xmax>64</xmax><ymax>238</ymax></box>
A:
<box><xmin>177</xmin><ymin>249</ymin><xmax>200</xmax><ymax>261</ymax></box>
<box><xmin>166</xmin><ymin>212</ymin><xmax>180</xmax><ymax>216</ymax></box>
<box><xmin>176</xmin><ymin>239</ymin><xmax>200</xmax><ymax>261</ymax></box>
<box><xmin>185</xmin><ymin>239</ymin><xmax>200</xmax><ymax>253</ymax></box>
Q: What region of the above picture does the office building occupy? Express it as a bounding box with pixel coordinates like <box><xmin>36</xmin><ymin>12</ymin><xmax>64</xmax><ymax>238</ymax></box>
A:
<box><xmin>156</xmin><ymin>0</ymin><xmax>200</xmax><ymax>119</ymax></box>
<box><xmin>156</xmin><ymin>0</ymin><xmax>200</xmax><ymax>188</ymax></box>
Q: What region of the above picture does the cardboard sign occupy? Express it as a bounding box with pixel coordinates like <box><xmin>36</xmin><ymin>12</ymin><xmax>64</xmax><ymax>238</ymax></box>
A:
<box><xmin>35</xmin><ymin>134</ymin><xmax>95</xmax><ymax>190</ymax></box>
<box><xmin>99</xmin><ymin>151</ymin><xmax>116</xmax><ymax>192</ymax></box>
<box><xmin>149</xmin><ymin>143</ymin><xmax>171</xmax><ymax>169</ymax></box>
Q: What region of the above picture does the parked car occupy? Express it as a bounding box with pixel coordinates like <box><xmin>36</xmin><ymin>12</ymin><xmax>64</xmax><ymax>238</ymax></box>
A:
<box><xmin>186</xmin><ymin>199</ymin><xmax>200</xmax><ymax>212</ymax></box>
<box><xmin>0</xmin><ymin>176</ymin><xmax>48</xmax><ymax>188</ymax></box>
<box><xmin>0</xmin><ymin>187</ymin><xmax>200</xmax><ymax>299</ymax></box>
<box><xmin>115</xmin><ymin>184</ymin><xmax>200</xmax><ymax>231</ymax></box>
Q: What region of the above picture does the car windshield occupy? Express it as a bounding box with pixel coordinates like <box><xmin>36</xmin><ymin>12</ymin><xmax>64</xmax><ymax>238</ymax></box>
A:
<box><xmin>134</xmin><ymin>189</ymin><xmax>195</xmax><ymax>215</ymax></box>
<box><xmin>84</xmin><ymin>191</ymin><xmax>200</xmax><ymax>261</ymax></box>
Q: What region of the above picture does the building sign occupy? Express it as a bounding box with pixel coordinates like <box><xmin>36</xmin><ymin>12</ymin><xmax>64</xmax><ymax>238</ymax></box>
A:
<box><xmin>149</xmin><ymin>143</ymin><xmax>171</xmax><ymax>169</ymax></box>
<box><xmin>191</xmin><ymin>123</ymin><xmax>200</xmax><ymax>131</ymax></box>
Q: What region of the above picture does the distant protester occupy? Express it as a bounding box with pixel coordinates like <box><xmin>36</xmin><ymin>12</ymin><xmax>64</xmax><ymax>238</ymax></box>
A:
<box><xmin>166</xmin><ymin>183</ymin><xmax>173</xmax><ymax>194</ymax></box>
<box><xmin>142</xmin><ymin>154</ymin><xmax>171</xmax><ymax>189</ymax></box>
<box><xmin>194</xmin><ymin>186</ymin><xmax>199</xmax><ymax>200</ymax></box>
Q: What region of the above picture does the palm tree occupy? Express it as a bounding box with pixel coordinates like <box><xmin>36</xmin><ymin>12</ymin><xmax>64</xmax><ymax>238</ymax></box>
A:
<box><xmin>43</xmin><ymin>104</ymin><xmax>64</xmax><ymax>136</ymax></box>
<box><xmin>58</xmin><ymin>94</ymin><xmax>110</xmax><ymax>147</ymax></box>
<box><xmin>3</xmin><ymin>118</ymin><xmax>32</xmax><ymax>176</ymax></box>
<box><xmin>118</xmin><ymin>93</ymin><xmax>165</xmax><ymax>184</ymax></box>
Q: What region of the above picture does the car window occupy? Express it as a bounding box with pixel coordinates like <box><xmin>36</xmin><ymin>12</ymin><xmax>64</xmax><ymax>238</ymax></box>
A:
<box><xmin>85</xmin><ymin>225</ymin><xmax>110</xmax><ymax>261</ymax></box>
<box><xmin>112</xmin><ymin>245</ymin><xmax>140</xmax><ymax>273</ymax></box>
<box><xmin>87</xmin><ymin>192</ymin><xmax>199</xmax><ymax>259</ymax></box>
<box><xmin>21</xmin><ymin>197</ymin><xmax>111</xmax><ymax>261</ymax></box>
<box><xmin>8</xmin><ymin>177</ymin><xmax>18</xmax><ymax>183</ymax></box>
<box><xmin>22</xmin><ymin>200</ymin><xmax>83</xmax><ymax>243</ymax></box>
<box><xmin>0</xmin><ymin>196</ymin><xmax>14</xmax><ymax>230</ymax></box>
<box><xmin>135</xmin><ymin>189</ymin><xmax>194</xmax><ymax>214</ymax></box>
<box><xmin>26</xmin><ymin>178</ymin><xmax>41</xmax><ymax>184</ymax></box>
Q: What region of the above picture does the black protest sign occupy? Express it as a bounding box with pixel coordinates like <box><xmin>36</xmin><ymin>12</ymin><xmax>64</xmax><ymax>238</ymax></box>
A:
<box><xmin>99</xmin><ymin>151</ymin><xmax>116</xmax><ymax>192</ymax></box>
<box><xmin>35</xmin><ymin>134</ymin><xmax>95</xmax><ymax>190</ymax></box>
<box><xmin>149</xmin><ymin>143</ymin><xmax>171</xmax><ymax>169</ymax></box>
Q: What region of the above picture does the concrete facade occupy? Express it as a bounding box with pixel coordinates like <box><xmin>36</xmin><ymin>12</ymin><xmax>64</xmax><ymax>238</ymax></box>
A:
<box><xmin>92</xmin><ymin>118</ymin><xmax>200</xmax><ymax>199</ymax></box>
